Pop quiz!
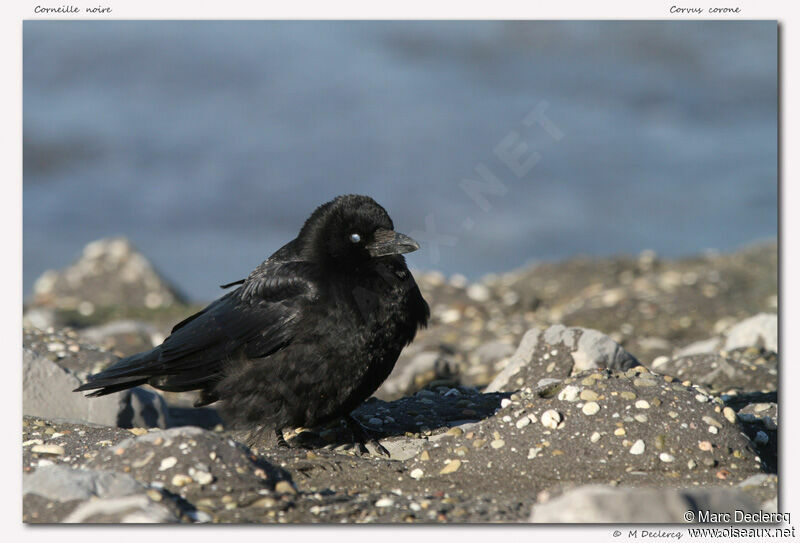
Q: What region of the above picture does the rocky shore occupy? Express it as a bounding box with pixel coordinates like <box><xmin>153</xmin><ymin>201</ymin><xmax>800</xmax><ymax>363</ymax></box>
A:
<box><xmin>22</xmin><ymin>238</ymin><xmax>778</xmax><ymax>523</ymax></box>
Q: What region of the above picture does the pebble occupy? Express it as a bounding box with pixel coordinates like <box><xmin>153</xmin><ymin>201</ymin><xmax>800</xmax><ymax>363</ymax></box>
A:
<box><xmin>723</xmin><ymin>407</ymin><xmax>737</xmax><ymax>424</ymax></box>
<box><xmin>659</xmin><ymin>453</ymin><xmax>675</xmax><ymax>463</ymax></box>
<box><xmin>652</xmin><ymin>356</ymin><xmax>669</xmax><ymax>369</ymax></box>
<box><xmin>581</xmin><ymin>402</ymin><xmax>600</xmax><ymax>416</ymax></box>
<box><xmin>698</xmin><ymin>441</ymin><xmax>713</xmax><ymax>451</ymax></box>
<box><xmin>159</xmin><ymin>457</ymin><xmax>178</xmax><ymax>471</ymax></box>
<box><xmin>490</xmin><ymin>439</ymin><xmax>505</xmax><ymax>449</ymax></box>
<box><xmin>634</xmin><ymin>400</ymin><xmax>650</xmax><ymax>409</ymax></box>
<box><xmin>708</xmin><ymin>426</ymin><xmax>719</xmax><ymax>435</ymax></box>
<box><xmin>702</xmin><ymin>416</ymin><xmax>722</xmax><ymax>428</ymax></box>
<box><xmin>557</xmin><ymin>386</ymin><xmax>581</xmax><ymax>402</ymax></box>
<box><xmin>515</xmin><ymin>416</ymin><xmax>531</xmax><ymax>429</ymax></box>
<box><xmin>590</xmin><ymin>432</ymin><xmax>601</xmax><ymax>443</ymax></box>
<box><xmin>633</xmin><ymin>414</ymin><xmax>648</xmax><ymax>423</ymax></box>
<box><xmin>128</xmin><ymin>428</ymin><xmax>148</xmax><ymax>436</ymax></box>
<box><xmin>146</xmin><ymin>489</ymin><xmax>163</xmax><ymax>502</ymax></box>
<box><xmin>440</xmin><ymin>309</ymin><xmax>461</xmax><ymax>324</ymax></box>
<box><xmin>191</xmin><ymin>470</ymin><xmax>214</xmax><ymax>485</ymax></box>
<box><xmin>541</xmin><ymin>410</ymin><xmax>561</xmax><ymax>429</ymax></box>
<box><xmin>629</xmin><ymin>440</ymin><xmax>645</xmax><ymax>455</ymax></box>
<box><xmin>410</xmin><ymin>468</ymin><xmax>424</xmax><ymax>480</ymax></box>
<box><xmin>466</xmin><ymin>283</ymin><xmax>490</xmax><ymax>302</ymax></box>
<box><xmin>614</xmin><ymin>428</ymin><xmax>626</xmax><ymax>436</ymax></box>
<box><xmin>131</xmin><ymin>451</ymin><xmax>155</xmax><ymax>468</ymax></box>
<box><xmin>375</xmin><ymin>497</ymin><xmax>395</xmax><ymax>507</ymax></box>
<box><xmin>755</xmin><ymin>431</ymin><xmax>769</xmax><ymax>444</ymax></box>
<box><xmin>528</xmin><ymin>447</ymin><xmax>542</xmax><ymax>459</ymax></box>
<box><xmin>580</xmin><ymin>390</ymin><xmax>599</xmax><ymax>402</ymax></box>
<box><xmin>633</xmin><ymin>378</ymin><xmax>656</xmax><ymax>387</ymax></box>
<box><xmin>439</xmin><ymin>459</ymin><xmax>462</xmax><ymax>474</ymax></box>
<box><xmin>30</xmin><ymin>444</ymin><xmax>64</xmax><ymax>456</ymax></box>
<box><xmin>275</xmin><ymin>481</ymin><xmax>297</xmax><ymax>495</ymax></box>
<box><xmin>171</xmin><ymin>474</ymin><xmax>193</xmax><ymax>487</ymax></box>
<box><xmin>695</xmin><ymin>394</ymin><xmax>709</xmax><ymax>403</ymax></box>
<box><xmin>620</xmin><ymin>392</ymin><xmax>637</xmax><ymax>400</ymax></box>
<box><xmin>500</xmin><ymin>398</ymin><xmax>512</xmax><ymax>408</ymax></box>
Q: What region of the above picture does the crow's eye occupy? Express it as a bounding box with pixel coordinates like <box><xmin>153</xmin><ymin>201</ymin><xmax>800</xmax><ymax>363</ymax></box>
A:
<box><xmin>349</xmin><ymin>233</ymin><xmax>361</xmax><ymax>243</ymax></box>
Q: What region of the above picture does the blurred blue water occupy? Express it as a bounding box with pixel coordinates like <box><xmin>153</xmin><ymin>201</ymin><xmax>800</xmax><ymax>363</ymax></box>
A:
<box><xmin>23</xmin><ymin>21</ymin><xmax>777</xmax><ymax>302</ymax></box>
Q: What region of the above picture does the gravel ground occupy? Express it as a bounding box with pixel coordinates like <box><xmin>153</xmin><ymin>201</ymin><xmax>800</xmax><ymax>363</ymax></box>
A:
<box><xmin>22</xmin><ymin>238</ymin><xmax>778</xmax><ymax>523</ymax></box>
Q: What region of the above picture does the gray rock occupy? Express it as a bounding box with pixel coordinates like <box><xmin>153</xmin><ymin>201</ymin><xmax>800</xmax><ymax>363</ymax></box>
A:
<box><xmin>378</xmin><ymin>437</ymin><xmax>426</xmax><ymax>461</ymax></box>
<box><xmin>472</xmin><ymin>340</ymin><xmax>515</xmax><ymax>366</ymax></box>
<box><xmin>530</xmin><ymin>484</ymin><xmax>759</xmax><ymax>523</ymax></box>
<box><xmin>23</xmin><ymin>464</ymin><xmax>146</xmax><ymax>502</ymax></box>
<box><xmin>674</xmin><ymin>313</ymin><xmax>778</xmax><ymax>358</ymax></box>
<box><xmin>486</xmin><ymin>326</ymin><xmax>639</xmax><ymax>392</ymax></box>
<box><xmin>674</xmin><ymin>337</ymin><xmax>723</xmax><ymax>358</ymax></box>
<box><xmin>23</xmin><ymin>347</ymin><xmax>170</xmax><ymax>428</ymax></box>
<box><xmin>724</xmin><ymin>313</ymin><xmax>777</xmax><ymax>352</ymax></box>
<box><xmin>24</xmin><ymin>348</ymin><xmax>125</xmax><ymax>426</ymax></box>
<box><xmin>378</xmin><ymin>350</ymin><xmax>458</xmax><ymax>398</ymax></box>
<box><xmin>485</xmin><ymin>328</ymin><xmax>541</xmax><ymax>392</ymax></box>
<box><xmin>120</xmin><ymin>387</ymin><xmax>171</xmax><ymax>428</ymax></box>
<box><xmin>62</xmin><ymin>494</ymin><xmax>178</xmax><ymax>523</ymax></box>
<box><xmin>569</xmin><ymin>326</ymin><xmax>640</xmax><ymax>372</ymax></box>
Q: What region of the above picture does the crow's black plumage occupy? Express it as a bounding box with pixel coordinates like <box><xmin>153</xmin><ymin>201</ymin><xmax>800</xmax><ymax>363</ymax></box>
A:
<box><xmin>75</xmin><ymin>195</ymin><xmax>429</xmax><ymax>450</ymax></box>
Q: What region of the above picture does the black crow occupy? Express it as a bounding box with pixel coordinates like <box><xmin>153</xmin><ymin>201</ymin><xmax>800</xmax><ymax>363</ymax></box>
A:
<box><xmin>75</xmin><ymin>195</ymin><xmax>429</xmax><ymax>454</ymax></box>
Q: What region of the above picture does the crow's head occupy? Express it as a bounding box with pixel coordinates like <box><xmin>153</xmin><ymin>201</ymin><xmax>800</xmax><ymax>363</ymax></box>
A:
<box><xmin>299</xmin><ymin>194</ymin><xmax>419</xmax><ymax>267</ymax></box>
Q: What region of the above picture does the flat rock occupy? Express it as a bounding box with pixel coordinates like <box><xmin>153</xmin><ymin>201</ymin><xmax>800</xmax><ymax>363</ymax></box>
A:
<box><xmin>24</xmin><ymin>464</ymin><xmax>146</xmax><ymax>502</ymax></box>
<box><xmin>529</xmin><ymin>484</ymin><xmax>759</xmax><ymax>523</ymax></box>
<box><xmin>23</xmin><ymin>464</ymin><xmax>178</xmax><ymax>523</ymax></box>
<box><xmin>23</xmin><ymin>343</ymin><xmax>170</xmax><ymax>428</ymax></box>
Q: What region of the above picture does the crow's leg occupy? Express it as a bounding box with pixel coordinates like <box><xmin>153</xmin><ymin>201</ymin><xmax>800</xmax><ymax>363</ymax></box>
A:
<box><xmin>275</xmin><ymin>427</ymin><xmax>290</xmax><ymax>448</ymax></box>
<box><xmin>344</xmin><ymin>415</ymin><xmax>390</xmax><ymax>458</ymax></box>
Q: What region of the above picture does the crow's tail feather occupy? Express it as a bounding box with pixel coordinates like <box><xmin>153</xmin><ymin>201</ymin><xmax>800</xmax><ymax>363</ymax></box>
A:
<box><xmin>73</xmin><ymin>349</ymin><xmax>161</xmax><ymax>395</ymax></box>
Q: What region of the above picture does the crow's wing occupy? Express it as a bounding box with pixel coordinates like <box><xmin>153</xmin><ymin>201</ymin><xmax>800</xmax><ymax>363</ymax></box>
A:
<box><xmin>76</xmin><ymin>260</ymin><xmax>319</xmax><ymax>396</ymax></box>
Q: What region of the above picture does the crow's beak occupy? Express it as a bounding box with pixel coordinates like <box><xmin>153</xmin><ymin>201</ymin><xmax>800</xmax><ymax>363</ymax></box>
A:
<box><xmin>367</xmin><ymin>229</ymin><xmax>420</xmax><ymax>257</ymax></box>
